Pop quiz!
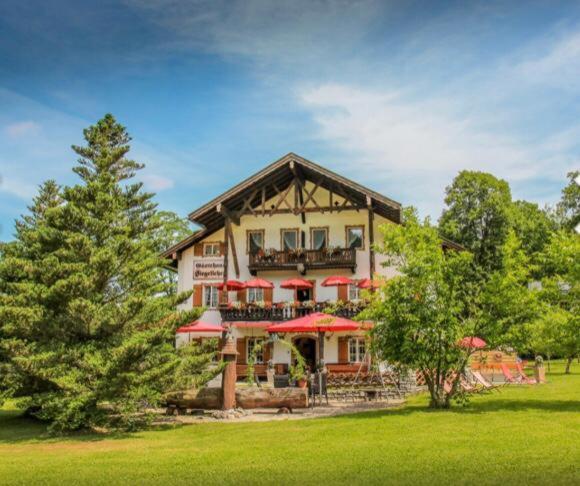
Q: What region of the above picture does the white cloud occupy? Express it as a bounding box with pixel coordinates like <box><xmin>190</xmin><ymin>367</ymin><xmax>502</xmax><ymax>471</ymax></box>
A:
<box><xmin>4</xmin><ymin>120</ymin><xmax>41</xmax><ymax>138</ymax></box>
<box><xmin>0</xmin><ymin>174</ymin><xmax>37</xmax><ymax>199</ymax></box>
<box><xmin>299</xmin><ymin>83</ymin><xmax>577</xmax><ymax>217</ymax></box>
<box><xmin>141</xmin><ymin>173</ymin><xmax>175</xmax><ymax>191</ymax></box>
<box><xmin>515</xmin><ymin>29</ymin><xmax>580</xmax><ymax>90</ymax></box>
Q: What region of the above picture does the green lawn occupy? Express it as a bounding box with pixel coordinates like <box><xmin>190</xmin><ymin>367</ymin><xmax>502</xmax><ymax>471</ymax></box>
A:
<box><xmin>1</xmin><ymin>362</ymin><xmax>579</xmax><ymax>486</ymax></box>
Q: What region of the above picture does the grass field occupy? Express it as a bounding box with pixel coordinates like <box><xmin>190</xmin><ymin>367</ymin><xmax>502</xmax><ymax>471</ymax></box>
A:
<box><xmin>1</xmin><ymin>362</ymin><xmax>579</xmax><ymax>485</ymax></box>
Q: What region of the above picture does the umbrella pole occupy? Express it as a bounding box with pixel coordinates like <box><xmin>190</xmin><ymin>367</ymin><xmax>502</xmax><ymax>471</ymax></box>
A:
<box><xmin>318</xmin><ymin>331</ymin><xmax>325</xmax><ymax>368</ymax></box>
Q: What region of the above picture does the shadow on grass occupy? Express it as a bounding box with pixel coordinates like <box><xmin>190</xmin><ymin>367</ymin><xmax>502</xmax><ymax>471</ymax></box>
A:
<box><xmin>322</xmin><ymin>396</ymin><xmax>580</xmax><ymax>422</ymax></box>
<box><xmin>0</xmin><ymin>408</ymin><xmax>180</xmax><ymax>445</ymax></box>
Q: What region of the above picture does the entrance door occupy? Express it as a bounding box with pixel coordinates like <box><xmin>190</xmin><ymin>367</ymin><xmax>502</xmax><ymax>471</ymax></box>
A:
<box><xmin>293</xmin><ymin>337</ymin><xmax>317</xmax><ymax>372</ymax></box>
<box><xmin>296</xmin><ymin>288</ymin><xmax>312</xmax><ymax>303</ymax></box>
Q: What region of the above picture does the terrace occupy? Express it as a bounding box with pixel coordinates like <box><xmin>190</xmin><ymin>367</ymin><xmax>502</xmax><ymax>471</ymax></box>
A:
<box><xmin>248</xmin><ymin>247</ymin><xmax>357</xmax><ymax>275</ymax></box>
<box><xmin>219</xmin><ymin>300</ymin><xmax>365</xmax><ymax>321</ymax></box>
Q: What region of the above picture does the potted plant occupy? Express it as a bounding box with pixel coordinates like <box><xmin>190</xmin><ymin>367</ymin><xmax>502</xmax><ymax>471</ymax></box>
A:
<box><xmin>302</xmin><ymin>299</ymin><xmax>315</xmax><ymax>309</ymax></box>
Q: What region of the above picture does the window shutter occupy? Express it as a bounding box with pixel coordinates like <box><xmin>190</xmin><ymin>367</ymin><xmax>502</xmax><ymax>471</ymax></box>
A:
<box><xmin>236</xmin><ymin>337</ymin><xmax>246</xmax><ymax>364</ymax></box>
<box><xmin>309</xmin><ymin>280</ymin><xmax>316</xmax><ymax>301</ymax></box>
<box><xmin>237</xmin><ymin>289</ymin><xmax>246</xmax><ymax>303</ymax></box>
<box><xmin>193</xmin><ymin>284</ymin><xmax>203</xmax><ymax>307</ymax></box>
<box><xmin>194</xmin><ymin>243</ymin><xmax>203</xmax><ymax>256</ymax></box>
<box><xmin>263</xmin><ymin>342</ymin><xmax>272</xmax><ymax>363</ymax></box>
<box><xmin>338</xmin><ymin>337</ymin><xmax>349</xmax><ymax>363</ymax></box>
<box><xmin>218</xmin><ymin>289</ymin><xmax>225</xmax><ymax>306</ymax></box>
<box><xmin>337</xmin><ymin>284</ymin><xmax>348</xmax><ymax>302</ymax></box>
<box><xmin>264</xmin><ymin>287</ymin><xmax>273</xmax><ymax>304</ymax></box>
<box><xmin>219</xmin><ymin>241</ymin><xmax>226</xmax><ymax>256</ymax></box>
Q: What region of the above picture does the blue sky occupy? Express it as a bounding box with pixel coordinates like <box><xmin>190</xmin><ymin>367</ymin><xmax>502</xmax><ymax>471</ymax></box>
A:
<box><xmin>1</xmin><ymin>0</ymin><xmax>579</xmax><ymax>240</ymax></box>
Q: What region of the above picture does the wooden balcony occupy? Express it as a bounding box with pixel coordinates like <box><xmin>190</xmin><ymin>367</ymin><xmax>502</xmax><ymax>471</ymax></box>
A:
<box><xmin>248</xmin><ymin>247</ymin><xmax>356</xmax><ymax>275</ymax></box>
<box><xmin>219</xmin><ymin>302</ymin><xmax>365</xmax><ymax>322</ymax></box>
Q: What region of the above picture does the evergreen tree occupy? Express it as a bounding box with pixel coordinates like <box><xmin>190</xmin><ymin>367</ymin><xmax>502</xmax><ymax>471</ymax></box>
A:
<box><xmin>0</xmin><ymin>115</ymin><xmax>214</xmax><ymax>432</ymax></box>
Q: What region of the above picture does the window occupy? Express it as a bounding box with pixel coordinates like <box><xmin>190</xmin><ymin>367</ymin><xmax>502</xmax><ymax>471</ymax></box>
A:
<box><xmin>348</xmin><ymin>337</ymin><xmax>366</xmax><ymax>363</ymax></box>
<box><xmin>247</xmin><ymin>338</ymin><xmax>264</xmax><ymax>364</ymax></box>
<box><xmin>281</xmin><ymin>228</ymin><xmax>299</xmax><ymax>251</ymax></box>
<box><xmin>247</xmin><ymin>287</ymin><xmax>264</xmax><ymax>303</ymax></box>
<box><xmin>310</xmin><ymin>227</ymin><xmax>328</xmax><ymax>250</ymax></box>
<box><xmin>203</xmin><ymin>285</ymin><xmax>219</xmax><ymax>308</ymax></box>
<box><xmin>348</xmin><ymin>284</ymin><xmax>360</xmax><ymax>301</ymax></box>
<box><xmin>247</xmin><ymin>230</ymin><xmax>265</xmax><ymax>254</ymax></box>
<box><xmin>203</xmin><ymin>242</ymin><xmax>221</xmax><ymax>256</ymax></box>
<box><xmin>346</xmin><ymin>226</ymin><xmax>364</xmax><ymax>250</ymax></box>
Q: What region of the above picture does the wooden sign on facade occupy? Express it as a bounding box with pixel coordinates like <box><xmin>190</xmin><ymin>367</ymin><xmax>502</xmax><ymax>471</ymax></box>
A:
<box><xmin>193</xmin><ymin>258</ymin><xmax>224</xmax><ymax>280</ymax></box>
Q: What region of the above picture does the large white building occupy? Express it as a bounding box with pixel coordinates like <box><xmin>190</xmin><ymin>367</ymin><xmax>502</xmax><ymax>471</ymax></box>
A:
<box><xmin>163</xmin><ymin>153</ymin><xmax>458</xmax><ymax>379</ymax></box>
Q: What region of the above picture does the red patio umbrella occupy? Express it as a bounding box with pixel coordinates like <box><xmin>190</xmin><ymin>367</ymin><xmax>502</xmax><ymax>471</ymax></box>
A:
<box><xmin>216</xmin><ymin>280</ymin><xmax>246</xmax><ymax>291</ymax></box>
<box><xmin>457</xmin><ymin>336</ymin><xmax>487</xmax><ymax>349</ymax></box>
<box><xmin>280</xmin><ymin>278</ymin><xmax>313</xmax><ymax>289</ymax></box>
<box><xmin>244</xmin><ymin>278</ymin><xmax>274</xmax><ymax>289</ymax></box>
<box><xmin>266</xmin><ymin>312</ymin><xmax>360</xmax><ymax>333</ymax></box>
<box><xmin>176</xmin><ymin>321</ymin><xmax>225</xmax><ymax>333</ymax></box>
<box><xmin>357</xmin><ymin>278</ymin><xmax>383</xmax><ymax>289</ymax></box>
<box><xmin>321</xmin><ymin>276</ymin><xmax>354</xmax><ymax>287</ymax></box>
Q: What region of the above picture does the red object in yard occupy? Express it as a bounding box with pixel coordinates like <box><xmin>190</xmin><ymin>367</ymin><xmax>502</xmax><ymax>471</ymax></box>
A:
<box><xmin>321</xmin><ymin>276</ymin><xmax>354</xmax><ymax>287</ymax></box>
<box><xmin>244</xmin><ymin>278</ymin><xmax>274</xmax><ymax>289</ymax></box>
<box><xmin>357</xmin><ymin>278</ymin><xmax>382</xmax><ymax>289</ymax></box>
<box><xmin>280</xmin><ymin>278</ymin><xmax>313</xmax><ymax>289</ymax></box>
<box><xmin>267</xmin><ymin>312</ymin><xmax>360</xmax><ymax>333</ymax></box>
<box><xmin>216</xmin><ymin>280</ymin><xmax>246</xmax><ymax>291</ymax></box>
<box><xmin>176</xmin><ymin>321</ymin><xmax>225</xmax><ymax>333</ymax></box>
<box><xmin>457</xmin><ymin>336</ymin><xmax>487</xmax><ymax>349</ymax></box>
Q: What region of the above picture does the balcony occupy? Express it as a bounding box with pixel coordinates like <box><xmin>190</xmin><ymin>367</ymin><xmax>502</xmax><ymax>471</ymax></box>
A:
<box><xmin>219</xmin><ymin>301</ymin><xmax>365</xmax><ymax>322</ymax></box>
<box><xmin>248</xmin><ymin>247</ymin><xmax>356</xmax><ymax>275</ymax></box>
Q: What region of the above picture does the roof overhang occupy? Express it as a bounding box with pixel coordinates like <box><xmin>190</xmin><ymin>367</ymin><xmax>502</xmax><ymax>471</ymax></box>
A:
<box><xmin>162</xmin><ymin>153</ymin><xmax>402</xmax><ymax>259</ymax></box>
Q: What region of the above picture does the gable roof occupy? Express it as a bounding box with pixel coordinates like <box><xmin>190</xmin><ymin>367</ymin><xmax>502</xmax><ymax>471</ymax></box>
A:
<box><xmin>163</xmin><ymin>153</ymin><xmax>402</xmax><ymax>258</ymax></box>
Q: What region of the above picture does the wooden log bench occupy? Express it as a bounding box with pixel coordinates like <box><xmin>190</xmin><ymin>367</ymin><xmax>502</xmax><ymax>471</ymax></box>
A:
<box><xmin>166</xmin><ymin>386</ymin><xmax>307</xmax><ymax>411</ymax></box>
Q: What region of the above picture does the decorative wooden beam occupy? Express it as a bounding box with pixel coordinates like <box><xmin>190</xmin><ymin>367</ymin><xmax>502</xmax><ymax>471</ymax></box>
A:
<box><xmin>367</xmin><ymin>196</ymin><xmax>375</xmax><ymax>276</ymax></box>
<box><xmin>270</xmin><ymin>182</ymin><xmax>294</xmax><ymax>216</ymax></box>
<box><xmin>226</xmin><ymin>218</ymin><xmax>240</xmax><ymax>278</ymax></box>
<box><xmin>237</xmin><ymin>188</ymin><xmax>259</xmax><ymax>219</ymax></box>
<box><xmin>298</xmin><ymin>178</ymin><xmax>323</xmax><ymax>212</ymax></box>
<box><xmin>216</xmin><ymin>203</ymin><xmax>240</xmax><ymax>225</ymax></box>
<box><xmin>261</xmin><ymin>187</ymin><xmax>266</xmax><ymax>216</ymax></box>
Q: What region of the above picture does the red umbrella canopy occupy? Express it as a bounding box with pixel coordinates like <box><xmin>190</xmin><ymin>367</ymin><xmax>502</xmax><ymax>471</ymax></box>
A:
<box><xmin>457</xmin><ymin>336</ymin><xmax>487</xmax><ymax>349</ymax></box>
<box><xmin>267</xmin><ymin>312</ymin><xmax>360</xmax><ymax>333</ymax></box>
<box><xmin>357</xmin><ymin>278</ymin><xmax>382</xmax><ymax>289</ymax></box>
<box><xmin>177</xmin><ymin>321</ymin><xmax>225</xmax><ymax>333</ymax></box>
<box><xmin>216</xmin><ymin>280</ymin><xmax>246</xmax><ymax>291</ymax></box>
<box><xmin>280</xmin><ymin>278</ymin><xmax>313</xmax><ymax>289</ymax></box>
<box><xmin>244</xmin><ymin>278</ymin><xmax>274</xmax><ymax>289</ymax></box>
<box><xmin>321</xmin><ymin>276</ymin><xmax>354</xmax><ymax>287</ymax></box>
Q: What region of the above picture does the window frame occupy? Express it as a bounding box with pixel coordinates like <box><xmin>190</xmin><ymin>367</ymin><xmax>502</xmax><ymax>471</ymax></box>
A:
<box><xmin>246</xmin><ymin>229</ymin><xmax>265</xmax><ymax>254</ymax></box>
<box><xmin>345</xmin><ymin>225</ymin><xmax>365</xmax><ymax>250</ymax></box>
<box><xmin>310</xmin><ymin>226</ymin><xmax>329</xmax><ymax>250</ymax></box>
<box><xmin>203</xmin><ymin>285</ymin><xmax>219</xmax><ymax>308</ymax></box>
<box><xmin>247</xmin><ymin>287</ymin><xmax>264</xmax><ymax>303</ymax></box>
<box><xmin>348</xmin><ymin>337</ymin><xmax>367</xmax><ymax>363</ymax></box>
<box><xmin>280</xmin><ymin>228</ymin><xmax>299</xmax><ymax>251</ymax></box>
<box><xmin>348</xmin><ymin>284</ymin><xmax>360</xmax><ymax>301</ymax></box>
<box><xmin>247</xmin><ymin>337</ymin><xmax>265</xmax><ymax>364</ymax></box>
<box><xmin>203</xmin><ymin>241</ymin><xmax>221</xmax><ymax>257</ymax></box>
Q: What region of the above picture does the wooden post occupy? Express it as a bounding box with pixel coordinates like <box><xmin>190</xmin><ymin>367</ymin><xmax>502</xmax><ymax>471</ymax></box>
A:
<box><xmin>221</xmin><ymin>337</ymin><xmax>238</xmax><ymax>410</ymax></box>
<box><xmin>367</xmin><ymin>196</ymin><xmax>375</xmax><ymax>277</ymax></box>
<box><xmin>222</xmin><ymin>217</ymin><xmax>230</xmax><ymax>305</ymax></box>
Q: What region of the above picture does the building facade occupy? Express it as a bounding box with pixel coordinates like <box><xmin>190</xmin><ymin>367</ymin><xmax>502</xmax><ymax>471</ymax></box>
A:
<box><xmin>163</xmin><ymin>153</ymin><xmax>457</xmax><ymax>379</ymax></box>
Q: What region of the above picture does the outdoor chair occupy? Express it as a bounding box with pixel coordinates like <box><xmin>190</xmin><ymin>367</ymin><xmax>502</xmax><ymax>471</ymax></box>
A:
<box><xmin>470</xmin><ymin>370</ymin><xmax>501</xmax><ymax>392</ymax></box>
<box><xmin>515</xmin><ymin>363</ymin><xmax>537</xmax><ymax>384</ymax></box>
<box><xmin>309</xmin><ymin>372</ymin><xmax>329</xmax><ymax>407</ymax></box>
<box><xmin>274</xmin><ymin>374</ymin><xmax>290</xmax><ymax>388</ymax></box>
<box><xmin>501</xmin><ymin>363</ymin><xmax>523</xmax><ymax>384</ymax></box>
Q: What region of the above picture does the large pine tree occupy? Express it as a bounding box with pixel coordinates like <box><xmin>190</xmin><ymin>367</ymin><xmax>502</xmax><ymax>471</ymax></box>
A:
<box><xmin>0</xmin><ymin>115</ymin><xmax>213</xmax><ymax>432</ymax></box>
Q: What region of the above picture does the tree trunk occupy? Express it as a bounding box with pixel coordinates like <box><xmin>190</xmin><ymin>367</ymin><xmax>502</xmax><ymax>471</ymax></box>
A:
<box><xmin>428</xmin><ymin>386</ymin><xmax>450</xmax><ymax>409</ymax></box>
<box><xmin>565</xmin><ymin>356</ymin><xmax>573</xmax><ymax>374</ymax></box>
